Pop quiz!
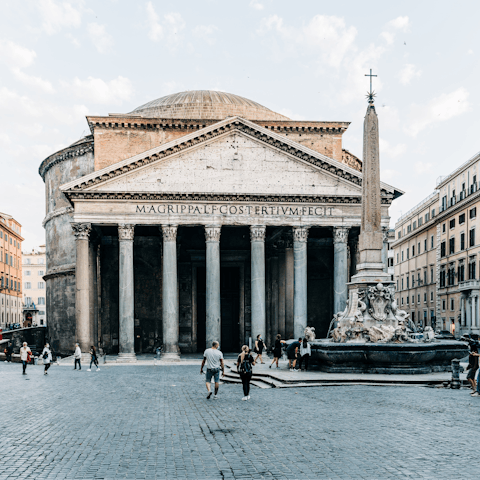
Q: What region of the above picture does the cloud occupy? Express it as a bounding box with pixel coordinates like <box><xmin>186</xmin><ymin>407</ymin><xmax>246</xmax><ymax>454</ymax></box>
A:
<box><xmin>11</xmin><ymin>68</ymin><xmax>55</xmax><ymax>94</ymax></box>
<box><xmin>145</xmin><ymin>4</ymin><xmax>185</xmax><ymax>49</ymax></box>
<box><xmin>379</xmin><ymin>139</ymin><xmax>406</xmax><ymax>158</ymax></box>
<box><xmin>405</xmin><ymin>87</ymin><xmax>471</xmax><ymax>136</ymax></box>
<box><xmin>381</xmin><ymin>169</ymin><xmax>400</xmax><ymax>183</ymax></box>
<box><xmin>381</xmin><ymin>16</ymin><xmax>409</xmax><ymax>45</ymax></box>
<box><xmin>87</xmin><ymin>23</ymin><xmax>114</xmax><ymax>54</ymax></box>
<box><xmin>258</xmin><ymin>14</ymin><xmax>357</xmax><ymax>69</ymax></box>
<box><xmin>250</xmin><ymin>0</ymin><xmax>264</xmax><ymax>10</ymax></box>
<box><xmin>63</xmin><ymin>76</ymin><xmax>134</xmax><ymax>105</ymax></box>
<box><xmin>193</xmin><ymin>25</ymin><xmax>218</xmax><ymax>45</ymax></box>
<box><xmin>399</xmin><ymin>64</ymin><xmax>421</xmax><ymax>85</ymax></box>
<box><xmin>414</xmin><ymin>161</ymin><xmax>433</xmax><ymax>174</ymax></box>
<box><xmin>37</xmin><ymin>0</ymin><xmax>82</xmax><ymax>35</ymax></box>
<box><xmin>0</xmin><ymin>39</ymin><xmax>36</xmax><ymax>69</ymax></box>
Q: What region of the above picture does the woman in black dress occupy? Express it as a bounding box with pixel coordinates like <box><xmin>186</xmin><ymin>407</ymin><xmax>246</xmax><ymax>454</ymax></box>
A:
<box><xmin>254</xmin><ymin>334</ymin><xmax>266</xmax><ymax>364</ymax></box>
<box><xmin>269</xmin><ymin>334</ymin><xmax>286</xmax><ymax>369</ymax></box>
<box><xmin>236</xmin><ymin>345</ymin><xmax>255</xmax><ymax>400</ymax></box>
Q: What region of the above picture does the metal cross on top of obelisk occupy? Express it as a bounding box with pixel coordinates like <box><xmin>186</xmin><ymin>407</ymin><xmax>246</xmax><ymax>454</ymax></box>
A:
<box><xmin>365</xmin><ymin>68</ymin><xmax>377</xmax><ymax>103</ymax></box>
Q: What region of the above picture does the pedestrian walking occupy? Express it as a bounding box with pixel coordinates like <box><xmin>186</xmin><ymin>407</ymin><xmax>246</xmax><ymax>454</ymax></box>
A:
<box><xmin>254</xmin><ymin>334</ymin><xmax>266</xmax><ymax>364</ymax></box>
<box><xmin>74</xmin><ymin>343</ymin><xmax>82</xmax><ymax>370</ymax></box>
<box><xmin>41</xmin><ymin>343</ymin><xmax>52</xmax><ymax>375</ymax></box>
<box><xmin>200</xmin><ymin>341</ymin><xmax>224</xmax><ymax>399</ymax></box>
<box><xmin>236</xmin><ymin>345</ymin><xmax>255</xmax><ymax>400</ymax></box>
<box><xmin>298</xmin><ymin>337</ymin><xmax>311</xmax><ymax>371</ymax></box>
<box><xmin>466</xmin><ymin>344</ymin><xmax>479</xmax><ymax>391</ymax></box>
<box><xmin>269</xmin><ymin>334</ymin><xmax>286</xmax><ymax>369</ymax></box>
<box><xmin>87</xmin><ymin>346</ymin><xmax>100</xmax><ymax>371</ymax></box>
<box><xmin>285</xmin><ymin>338</ymin><xmax>302</xmax><ymax>371</ymax></box>
<box><xmin>20</xmin><ymin>342</ymin><xmax>32</xmax><ymax>375</ymax></box>
<box><xmin>4</xmin><ymin>342</ymin><xmax>13</xmax><ymax>362</ymax></box>
<box><xmin>471</xmin><ymin>350</ymin><xmax>480</xmax><ymax>397</ymax></box>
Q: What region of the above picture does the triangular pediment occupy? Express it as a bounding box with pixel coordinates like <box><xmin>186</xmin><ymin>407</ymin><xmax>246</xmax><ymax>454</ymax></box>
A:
<box><xmin>60</xmin><ymin>116</ymin><xmax>400</xmax><ymax>201</ymax></box>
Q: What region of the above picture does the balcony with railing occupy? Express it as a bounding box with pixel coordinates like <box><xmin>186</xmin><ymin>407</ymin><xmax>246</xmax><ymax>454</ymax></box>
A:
<box><xmin>458</xmin><ymin>280</ymin><xmax>480</xmax><ymax>292</ymax></box>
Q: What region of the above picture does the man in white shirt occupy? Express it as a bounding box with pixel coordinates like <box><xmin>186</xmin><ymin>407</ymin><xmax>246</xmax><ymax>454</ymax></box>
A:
<box><xmin>74</xmin><ymin>343</ymin><xmax>82</xmax><ymax>370</ymax></box>
<box><xmin>200</xmin><ymin>341</ymin><xmax>224</xmax><ymax>399</ymax></box>
<box><xmin>20</xmin><ymin>342</ymin><xmax>32</xmax><ymax>375</ymax></box>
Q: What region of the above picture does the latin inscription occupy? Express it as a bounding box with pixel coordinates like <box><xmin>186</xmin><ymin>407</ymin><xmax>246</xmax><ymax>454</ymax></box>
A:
<box><xmin>135</xmin><ymin>204</ymin><xmax>334</xmax><ymax>216</ymax></box>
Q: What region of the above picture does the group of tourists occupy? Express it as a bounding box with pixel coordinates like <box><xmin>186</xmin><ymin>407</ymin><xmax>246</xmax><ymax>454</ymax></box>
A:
<box><xmin>201</xmin><ymin>334</ymin><xmax>313</xmax><ymax>401</ymax></box>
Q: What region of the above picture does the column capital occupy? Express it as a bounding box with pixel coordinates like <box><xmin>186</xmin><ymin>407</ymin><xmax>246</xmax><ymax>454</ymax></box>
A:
<box><xmin>118</xmin><ymin>224</ymin><xmax>135</xmax><ymax>241</ymax></box>
<box><xmin>333</xmin><ymin>226</ymin><xmax>349</xmax><ymax>244</ymax></box>
<box><xmin>292</xmin><ymin>226</ymin><xmax>309</xmax><ymax>243</ymax></box>
<box><xmin>71</xmin><ymin>223</ymin><xmax>91</xmax><ymax>240</ymax></box>
<box><xmin>250</xmin><ymin>225</ymin><xmax>266</xmax><ymax>242</ymax></box>
<box><xmin>161</xmin><ymin>225</ymin><xmax>178</xmax><ymax>242</ymax></box>
<box><xmin>205</xmin><ymin>225</ymin><xmax>221</xmax><ymax>242</ymax></box>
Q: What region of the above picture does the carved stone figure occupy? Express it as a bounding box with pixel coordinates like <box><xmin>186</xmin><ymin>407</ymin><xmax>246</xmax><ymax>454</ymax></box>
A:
<box><xmin>304</xmin><ymin>326</ymin><xmax>316</xmax><ymax>341</ymax></box>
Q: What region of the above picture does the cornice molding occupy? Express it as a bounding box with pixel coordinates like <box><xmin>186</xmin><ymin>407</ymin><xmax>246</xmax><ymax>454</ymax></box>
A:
<box><xmin>42</xmin><ymin>206</ymin><xmax>74</xmax><ymax>227</ymax></box>
<box><xmin>63</xmin><ymin>191</ymin><xmax>393</xmax><ymax>205</ymax></box>
<box><xmin>60</xmin><ymin>117</ymin><xmax>398</xmax><ymax>199</ymax></box>
<box><xmin>44</xmin><ymin>263</ymin><xmax>76</xmax><ymax>281</ymax></box>
<box><xmin>39</xmin><ymin>140</ymin><xmax>94</xmax><ymax>180</ymax></box>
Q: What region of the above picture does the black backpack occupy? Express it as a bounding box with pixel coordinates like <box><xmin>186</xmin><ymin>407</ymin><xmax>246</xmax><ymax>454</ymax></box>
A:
<box><xmin>239</xmin><ymin>355</ymin><xmax>252</xmax><ymax>374</ymax></box>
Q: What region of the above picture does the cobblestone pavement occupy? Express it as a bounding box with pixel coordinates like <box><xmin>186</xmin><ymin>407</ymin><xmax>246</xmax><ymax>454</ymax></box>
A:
<box><xmin>1</xmin><ymin>362</ymin><xmax>479</xmax><ymax>480</ymax></box>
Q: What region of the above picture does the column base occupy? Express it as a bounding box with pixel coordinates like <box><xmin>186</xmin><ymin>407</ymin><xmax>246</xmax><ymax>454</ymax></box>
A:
<box><xmin>161</xmin><ymin>352</ymin><xmax>181</xmax><ymax>362</ymax></box>
<box><xmin>116</xmin><ymin>352</ymin><xmax>137</xmax><ymax>363</ymax></box>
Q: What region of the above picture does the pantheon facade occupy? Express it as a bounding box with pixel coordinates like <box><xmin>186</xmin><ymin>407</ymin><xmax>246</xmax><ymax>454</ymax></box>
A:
<box><xmin>40</xmin><ymin>90</ymin><xmax>402</xmax><ymax>357</ymax></box>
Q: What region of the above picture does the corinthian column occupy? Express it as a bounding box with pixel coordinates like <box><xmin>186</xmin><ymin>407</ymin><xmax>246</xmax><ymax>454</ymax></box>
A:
<box><xmin>250</xmin><ymin>226</ymin><xmax>266</xmax><ymax>343</ymax></box>
<box><xmin>205</xmin><ymin>226</ymin><xmax>221</xmax><ymax>350</ymax></box>
<box><xmin>161</xmin><ymin>225</ymin><xmax>180</xmax><ymax>360</ymax></box>
<box><xmin>293</xmin><ymin>226</ymin><xmax>309</xmax><ymax>339</ymax></box>
<box><xmin>118</xmin><ymin>224</ymin><xmax>136</xmax><ymax>362</ymax></box>
<box><xmin>333</xmin><ymin>227</ymin><xmax>349</xmax><ymax>315</ymax></box>
<box><xmin>72</xmin><ymin>223</ymin><xmax>92</xmax><ymax>352</ymax></box>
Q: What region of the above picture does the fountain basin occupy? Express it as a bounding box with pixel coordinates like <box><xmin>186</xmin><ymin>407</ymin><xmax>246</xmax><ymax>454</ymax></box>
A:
<box><xmin>310</xmin><ymin>340</ymin><xmax>468</xmax><ymax>374</ymax></box>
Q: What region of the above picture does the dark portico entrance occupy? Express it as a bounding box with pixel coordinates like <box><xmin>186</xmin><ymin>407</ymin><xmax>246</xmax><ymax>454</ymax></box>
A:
<box><xmin>196</xmin><ymin>266</ymin><xmax>240</xmax><ymax>353</ymax></box>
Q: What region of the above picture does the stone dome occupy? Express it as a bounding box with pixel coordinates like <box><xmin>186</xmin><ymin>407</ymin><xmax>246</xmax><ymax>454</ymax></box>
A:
<box><xmin>129</xmin><ymin>90</ymin><xmax>290</xmax><ymax>121</ymax></box>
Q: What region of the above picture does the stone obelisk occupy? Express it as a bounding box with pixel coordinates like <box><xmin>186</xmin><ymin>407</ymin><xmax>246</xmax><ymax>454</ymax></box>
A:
<box><xmin>351</xmin><ymin>88</ymin><xmax>391</xmax><ymax>285</ymax></box>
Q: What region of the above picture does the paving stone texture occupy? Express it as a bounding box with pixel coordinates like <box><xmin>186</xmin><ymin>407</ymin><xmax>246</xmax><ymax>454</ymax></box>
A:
<box><xmin>1</xmin><ymin>362</ymin><xmax>479</xmax><ymax>480</ymax></box>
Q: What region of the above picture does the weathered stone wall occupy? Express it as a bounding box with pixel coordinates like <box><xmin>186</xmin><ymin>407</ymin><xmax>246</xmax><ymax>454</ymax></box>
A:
<box><xmin>87</xmin><ymin>117</ymin><xmax>351</xmax><ymax>171</ymax></box>
<box><xmin>41</xmin><ymin>140</ymin><xmax>95</xmax><ymax>354</ymax></box>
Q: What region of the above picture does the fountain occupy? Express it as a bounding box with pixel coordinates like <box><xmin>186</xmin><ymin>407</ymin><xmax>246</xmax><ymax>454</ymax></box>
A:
<box><xmin>309</xmin><ymin>74</ymin><xmax>467</xmax><ymax>373</ymax></box>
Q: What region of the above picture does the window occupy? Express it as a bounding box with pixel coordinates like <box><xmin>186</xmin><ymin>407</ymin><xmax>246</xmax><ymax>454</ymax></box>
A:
<box><xmin>424</xmin><ymin>270</ymin><xmax>427</xmax><ymax>284</ymax></box>
<box><xmin>407</xmin><ymin>277</ymin><xmax>409</xmax><ymax>289</ymax></box>
<box><xmin>402</xmin><ymin>251</ymin><xmax>404</xmax><ymax>261</ymax></box>
<box><xmin>470</xmin><ymin>207</ymin><xmax>477</xmax><ymax>219</ymax></box>
<box><xmin>458</xmin><ymin>263</ymin><xmax>465</xmax><ymax>282</ymax></box>
<box><xmin>38</xmin><ymin>270</ymin><xmax>44</xmax><ymax>276</ymax></box>
<box><xmin>432</xmin><ymin>208</ymin><xmax>436</xmax><ymax>217</ymax></box>
<box><xmin>412</xmin><ymin>275</ymin><xmax>415</xmax><ymax>288</ymax></box>
<box><xmin>424</xmin><ymin>293</ymin><xmax>427</xmax><ymax>303</ymax></box>
<box><xmin>396</xmin><ymin>280</ymin><xmax>399</xmax><ymax>290</ymax></box>
<box><xmin>431</xmin><ymin>236</ymin><xmax>434</xmax><ymax>249</ymax></box>
<box><xmin>401</xmin><ymin>297</ymin><xmax>404</xmax><ymax>305</ymax></box>
<box><xmin>25</xmin><ymin>270</ymin><xmax>31</xmax><ymax>276</ymax></box>
<box><xmin>40</xmin><ymin>319</ymin><xmax>44</xmax><ymax>325</ymax></box>
<box><xmin>398</xmin><ymin>231</ymin><xmax>401</xmax><ymax>239</ymax></box>
<box><xmin>442</xmin><ymin>300</ymin><xmax>446</xmax><ymax>311</ymax></box>
<box><xmin>37</xmin><ymin>282</ymin><xmax>44</xmax><ymax>289</ymax></box>
<box><xmin>419</xmin><ymin>218</ymin><xmax>423</xmax><ymax>227</ymax></box>
<box><xmin>425</xmin><ymin>213</ymin><xmax>430</xmax><ymax>222</ymax></box>
<box><xmin>469</xmin><ymin>260</ymin><xmax>476</xmax><ymax>280</ymax></box>
<box><xmin>431</xmin><ymin>292</ymin><xmax>434</xmax><ymax>302</ymax></box>
<box><xmin>407</xmin><ymin>248</ymin><xmax>410</xmax><ymax>259</ymax></box>
<box><xmin>459</xmin><ymin>213</ymin><xmax>466</xmax><ymax>225</ymax></box>
<box><xmin>443</xmin><ymin>223</ymin><xmax>446</xmax><ymax>233</ymax></box>
<box><xmin>396</xmin><ymin>253</ymin><xmax>399</xmax><ymax>264</ymax></box>
<box><xmin>38</xmin><ymin>258</ymin><xmax>44</xmax><ymax>264</ymax></box>
<box><xmin>413</xmin><ymin>221</ymin><xmax>417</xmax><ymax>229</ymax></box>
<box><xmin>412</xmin><ymin>246</ymin><xmax>415</xmax><ymax>256</ymax></box>
<box><xmin>450</xmin><ymin>219</ymin><xmax>455</xmax><ymax>229</ymax></box>
<box><xmin>401</xmin><ymin>278</ymin><xmax>404</xmax><ymax>290</ymax></box>
<box><xmin>24</xmin><ymin>282</ymin><xmax>31</xmax><ymax>289</ymax></box>
<box><xmin>450</xmin><ymin>299</ymin><xmax>455</xmax><ymax>311</ymax></box>
<box><xmin>424</xmin><ymin>239</ymin><xmax>427</xmax><ymax>251</ymax></box>
<box><xmin>418</xmin><ymin>294</ymin><xmax>420</xmax><ymax>303</ymax></box>
<box><xmin>470</xmin><ymin>228</ymin><xmax>475</xmax><ymax>247</ymax></box>
<box><xmin>26</xmin><ymin>258</ymin><xmax>30</xmax><ymax>265</ymax></box>
<box><xmin>39</xmin><ymin>311</ymin><xmax>45</xmax><ymax>315</ymax></box>
<box><xmin>407</xmin><ymin>296</ymin><xmax>409</xmax><ymax>305</ymax></box>
<box><xmin>449</xmin><ymin>238</ymin><xmax>455</xmax><ymax>254</ymax></box>
<box><xmin>461</xmin><ymin>233</ymin><xmax>465</xmax><ymax>250</ymax></box>
<box><xmin>412</xmin><ymin>296</ymin><xmax>414</xmax><ymax>304</ymax></box>
<box><xmin>24</xmin><ymin>297</ymin><xmax>32</xmax><ymax>305</ymax></box>
<box><xmin>440</xmin><ymin>269</ymin><xmax>446</xmax><ymax>287</ymax></box>
<box><xmin>448</xmin><ymin>264</ymin><xmax>455</xmax><ymax>285</ymax></box>
<box><xmin>38</xmin><ymin>297</ymin><xmax>45</xmax><ymax>305</ymax></box>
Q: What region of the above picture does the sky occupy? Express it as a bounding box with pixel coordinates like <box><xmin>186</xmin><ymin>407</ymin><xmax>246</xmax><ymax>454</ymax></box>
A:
<box><xmin>1</xmin><ymin>0</ymin><xmax>479</xmax><ymax>251</ymax></box>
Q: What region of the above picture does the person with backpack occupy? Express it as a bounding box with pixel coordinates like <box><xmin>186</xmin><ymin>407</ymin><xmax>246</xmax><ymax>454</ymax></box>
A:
<box><xmin>298</xmin><ymin>337</ymin><xmax>311</xmax><ymax>371</ymax></box>
<box><xmin>87</xmin><ymin>346</ymin><xmax>100</xmax><ymax>372</ymax></box>
<box><xmin>236</xmin><ymin>345</ymin><xmax>255</xmax><ymax>400</ymax></box>
<box><xmin>41</xmin><ymin>343</ymin><xmax>52</xmax><ymax>375</ymax></box>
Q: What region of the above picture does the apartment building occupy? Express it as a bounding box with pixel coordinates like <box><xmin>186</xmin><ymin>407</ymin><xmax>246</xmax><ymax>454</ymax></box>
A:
<box><xmin>22</xmin><ymin>245</ymin><xmax>47</xmax><ymax>327</ymax></box>
<box><xmin>0</xmin><ymin>212</ymin><xmax>23</xmax><ymax>328</ymax></box>
<box><xmin>392</xmin><ymin>193</ymin><xmax>439</xmax><ymax>330</ymax></box>
<box><xmin>392</xmin><ymin>151</ymin><xmax>480</xmax><ymax>337</ymax></box>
